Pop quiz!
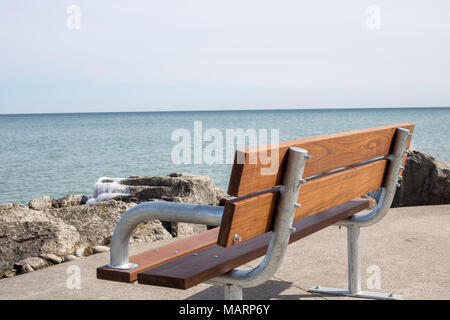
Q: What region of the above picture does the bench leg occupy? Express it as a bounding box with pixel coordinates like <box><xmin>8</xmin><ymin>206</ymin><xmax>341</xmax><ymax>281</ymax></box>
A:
<box><xmin>224</xmin><ymin>284</ymin><xmax>243</xmax><ymax>300</ymax></box>
<box><xmin>308</xmin><ymin>225</ymin><xmax>401</xmax><ymax>300</ymax></box>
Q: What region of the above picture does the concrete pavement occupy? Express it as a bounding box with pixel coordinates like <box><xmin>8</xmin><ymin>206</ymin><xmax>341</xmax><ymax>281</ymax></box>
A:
<box><xmin>0</xmin><ymin>204</ymin><xmax>449</xmax><ymax>300</ymax></box>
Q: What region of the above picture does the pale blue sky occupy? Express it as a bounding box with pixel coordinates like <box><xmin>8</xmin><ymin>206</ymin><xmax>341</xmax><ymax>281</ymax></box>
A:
<box><xmin>0</xmin><ymin>0</ymin><xmax>449</xmax><ymax>114</ymax></box>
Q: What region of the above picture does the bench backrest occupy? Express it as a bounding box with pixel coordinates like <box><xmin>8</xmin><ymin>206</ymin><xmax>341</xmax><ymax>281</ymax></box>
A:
<box><xmin>218</xmin><ymin>122</ymin><xmax>414</xmax><ymax>247</ymax></box>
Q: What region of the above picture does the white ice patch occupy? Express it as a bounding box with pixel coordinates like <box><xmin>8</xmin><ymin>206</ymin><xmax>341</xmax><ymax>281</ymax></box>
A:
<box><xmin>86</xmin><ymin>177</ymin><xmax>130</xmax><ymax>205</ymax></box>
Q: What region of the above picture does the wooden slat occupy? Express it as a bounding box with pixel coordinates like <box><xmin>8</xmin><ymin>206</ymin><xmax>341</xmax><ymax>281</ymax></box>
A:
<box><xmin>137</xmin><ymin>199</ymin><xmax>370</xmax><ymax>289</ymax></box>
<box><xmin>217</xmin><ymin>188</ymin><xmax>280</xmax><ymax>247</ymax></box>
<box><xmin>228</xmin><ymin>122</ymin><xmax>415</xmax><ymax>196</ymax></box>
<box><xmin>97</xmin><ymin>227</ymin><xmax>219</xmax><ymax>283</ymax></box>
<box><xmin>218</xmin><ymin>159</ymin><xmax>387</xmax><ymax>247</ymax></box>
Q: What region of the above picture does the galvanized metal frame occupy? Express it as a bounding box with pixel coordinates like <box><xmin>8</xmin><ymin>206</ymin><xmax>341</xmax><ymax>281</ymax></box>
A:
<box><xmin>308</xmin><ymin>127</ymin><xmax>411</xmax><ymax>300</ymax></box>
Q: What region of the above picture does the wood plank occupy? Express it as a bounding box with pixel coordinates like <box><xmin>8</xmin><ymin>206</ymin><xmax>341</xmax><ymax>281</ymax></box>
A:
<box><xmin>218</xmin><ymin>159</ymin><xmax>387</xmax><ymax>247</ymax></box>
<box><xmin>96</xmin><ymin>227</ymin><xmax>219</xmax><ymax>283</ymax></box>
<box><xmin>137</xmin><ymin>199</ymin><xmax>370</xmax><ymax>289</ymax></box>
<box><xmin>228</xmin><ymin>122</ymin><xmax>414</xmax><ymax>196</ymax></box>
<box><xmin>217</xmin><ymin>188</ymin><xmax>280</xmax><ymax>247</ymax></box>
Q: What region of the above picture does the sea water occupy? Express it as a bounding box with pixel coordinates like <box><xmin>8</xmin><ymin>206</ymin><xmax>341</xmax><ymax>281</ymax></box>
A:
<box><xmin>0</xmin><ymin>107</ymin><xmax>449</xmax><ymax>204</ymax></box>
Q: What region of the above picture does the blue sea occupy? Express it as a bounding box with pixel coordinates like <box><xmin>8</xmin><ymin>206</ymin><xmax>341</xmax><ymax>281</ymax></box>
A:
<box><xmin>0</xmin><ymin>107</ymin><xmax>449</xmax><ymax>205</ymax></box>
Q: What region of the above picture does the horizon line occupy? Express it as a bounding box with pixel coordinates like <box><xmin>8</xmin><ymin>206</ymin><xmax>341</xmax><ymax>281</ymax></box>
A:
<box><xmin>1</xmin><ymin>105</ymin><xmax>449</xmax><ymax>116</ymax></box>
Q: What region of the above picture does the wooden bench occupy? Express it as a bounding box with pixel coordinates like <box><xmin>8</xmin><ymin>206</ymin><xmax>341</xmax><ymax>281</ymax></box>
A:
<box><xmin>97</xmin><ymin>122</ymin><xmax>414</xmax><ymax>300</ymax></box>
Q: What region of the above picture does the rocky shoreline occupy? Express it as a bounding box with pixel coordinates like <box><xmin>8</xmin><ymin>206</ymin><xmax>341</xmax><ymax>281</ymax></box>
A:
<box><xmin>0</xmin><ymin>173</ymin><xmax>232</xmax><ymax>279</ymax></box>
<box><xmin>1</xmin><ymin>148</ymin><xmax>449</xmax><ymax>280</ymax></box>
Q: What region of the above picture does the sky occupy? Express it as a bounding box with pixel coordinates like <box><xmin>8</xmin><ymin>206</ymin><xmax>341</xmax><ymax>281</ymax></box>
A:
<box><xmin>0</xmin><ymin>0</ymin><xmax>449</xmax><ymax>114</ymax></box>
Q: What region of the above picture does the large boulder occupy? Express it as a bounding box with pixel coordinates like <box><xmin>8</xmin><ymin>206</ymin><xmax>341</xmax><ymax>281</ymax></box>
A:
<box><xmin>0</xmin><ymin>203</ymin><xmax>81</xmax><ymax>270</ymax></box>
<box><xmin>116</xmin><ymin>173</ymin><xmax>219</xmax><ymax>205</ymax></box>
<box><xmin>0</xmin><ymin>199</ymin><xmax>172</xmax><ymax>271</ymax></box>
<box><xmin>393</xmin><ymin>147</ymin><xmax>450</xmax><ymax>207</ymax></box>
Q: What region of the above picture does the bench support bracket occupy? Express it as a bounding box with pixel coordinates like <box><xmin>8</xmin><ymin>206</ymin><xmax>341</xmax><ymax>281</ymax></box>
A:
<box><xmin>308</xmin><ymin>225</ymin><xmax>401</xmax><ymax>300</ymax></box>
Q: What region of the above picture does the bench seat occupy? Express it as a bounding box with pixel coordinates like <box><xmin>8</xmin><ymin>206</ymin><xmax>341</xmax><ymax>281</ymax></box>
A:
<box><xmin>137</xmin><ymin>199</ymin><xmax>370</xmax><ymax>289</ymax></box>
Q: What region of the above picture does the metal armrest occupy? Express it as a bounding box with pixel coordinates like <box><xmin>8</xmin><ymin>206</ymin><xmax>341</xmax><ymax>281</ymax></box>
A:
<box><xmin>108</xmin><ymin>202</ymin><xmax>224</xmax><ymax>269</ymax></box>
<box><xmin>336</xmin><ymin>127</ymin><xmax>411</xmax><ymax>228</ymax></box>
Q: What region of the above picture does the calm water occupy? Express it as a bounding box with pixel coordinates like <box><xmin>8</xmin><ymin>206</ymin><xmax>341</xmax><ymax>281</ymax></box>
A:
<box><xmin>0</xmin><ymin>108</ymin><xmax>449</xmax><ymax>205</ymax></box>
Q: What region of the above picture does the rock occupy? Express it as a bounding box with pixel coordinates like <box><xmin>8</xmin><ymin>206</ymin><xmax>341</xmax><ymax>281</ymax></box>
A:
<box><xmin>162</xmin><ymin>221</ymin><xmax>207</xmax><ymax>238</ymax></box>
<box><xmin>0</xmin><ymin>204</ymin><xmax>81</xmax><ymax>270</ymax></box>
<box><xmin>214</xmin><ymin>187</ymin><xmax>235</xmax><ymax>206</ymax></box>
<box><xmin>74</xmin><ymin>245</ymin><xmax>92</xmax><ymax>258</ymax></box>
<box><xmin>20</xmin><ymin>264</ymin><xmax>34</xmax><ymax>273</ymax></box>
<box><xmin>14</xmin><ymin>257</ymin><xmax>47</xmax><ymax>271</ymax></box>
<box><xmin>52</xmin><ymin>194</ymin><xmax>86</xmax><ymax>208</ymax></box>
<box><xmin>1</xmin><ymin>269</ymin><xmax>16</xmax><ymax>278</ymax></box>
<box><xmin>0</xmin><ymin>198</ymin><xmax>170</xmax><ymax>270</ymax></box>
<box><xmin>113</xmin><ymin>173</ymin><xmax>221</xmax><ymax>236</ymax></box>
<box><xmin>74</xmin><ymin>247</ymin><xmax>86</xmax><ymax>258</ymax></box>
<box><xmin>0</xmin><ymin>172</ymin><xmax>227</xmax><ymax>275</ymax></box>
<box><xmin>80</xmin><ymin>195</ymin><xmax>89</xmax><ymax>205</ymax></box>
<box><xmin>39</xmin><ymin>253</ymin><xmax>62</xmax><ymax>264</ymax></box>
<box><xmin>46</xmin><ymin>200</ymin><xmax>171</xmax><ymax>247</ymax></box>
<box><xmin>92</xmin><ymin>245</ymin><xmax>110</xmax><ymax>254</ymax></box>
<box><xmin>28</xmin><ymin>196</ymin><xmax>54</xmax><ymax>210</ymax></box>
<box><xmin>116</xmin><ymin>173</ymin><xmax>219</xmax><ymax>205</ymax></box>
<box><xmin>64</xmin><ymin>255</ymin><xmax>80</xmax><ymax>262</ymax></box>
<box><xmin>393</xmin><ymin>147</ymin><xmax>450</xmax><ymax>207</ymax></box>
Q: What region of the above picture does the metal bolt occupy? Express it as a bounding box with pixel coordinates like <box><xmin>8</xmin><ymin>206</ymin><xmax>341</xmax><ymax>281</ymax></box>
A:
<box><xmin>289</xmin><ymin>226</ymin><xmax>296</xmax><ymax>233</ymax></box>
<box><xmin>213</xmin><ymin>255</ymin><xmax>219</xmax><ymax>259</ymax></box>
<box><xmin>304</xmin><ymin>154</ymin><xmax>311</xmax><ymax>160</ymax></box>
<box><xmin>294</xmin><ymin>203</ymin><xmax>301</xmax><ymax>208</ymax></box>
<box><xmin>173</xmin><ymin>250</ymin><xmax>179</xmax><ymax>254</ymax></box>
<box><xmin>233</xmin><ymin>234</ymin><xmax>242</xmax><ymax>244</ymax></box>
<box><xmin>400</xmin><ymin>166</ymin><xmax>405</xmax><ymax>170</ymax></box>
<box><xmin>192</xmin><ymin>253</ymin><xmax>198</xmax><ymax>256</ymax></box>
<box><xmin>299</xmin><ymin>179</ymin><xmax>307</xmax><ymax>184</ymax></box>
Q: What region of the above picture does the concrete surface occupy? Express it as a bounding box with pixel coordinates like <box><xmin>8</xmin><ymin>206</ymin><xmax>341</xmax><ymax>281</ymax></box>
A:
<box><xmin>0</xmin><ymin>205</ymin><xmax>449</xmax><ymax>300</ymax></box>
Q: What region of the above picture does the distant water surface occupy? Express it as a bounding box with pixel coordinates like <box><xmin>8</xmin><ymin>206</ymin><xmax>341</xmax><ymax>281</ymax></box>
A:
<box><xmin>0</xmin><ymin>107</ymin><xmax>449</xmax><ymax>204</ymax></box>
